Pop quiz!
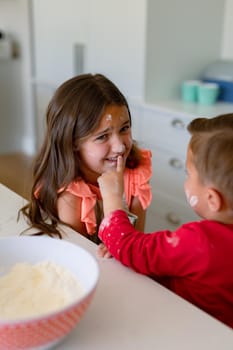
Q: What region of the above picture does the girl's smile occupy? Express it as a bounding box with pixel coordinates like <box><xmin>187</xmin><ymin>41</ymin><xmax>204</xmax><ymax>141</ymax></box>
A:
<box><xmin>78</xmin><ymin>105</ymin><xmax>132</xmax><ymax>184</ymax></box>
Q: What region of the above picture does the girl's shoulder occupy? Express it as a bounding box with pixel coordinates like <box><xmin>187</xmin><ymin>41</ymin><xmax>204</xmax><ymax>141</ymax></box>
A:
<box><xmin>124</xmin><ymin>148</ymin><xmax>152</xmax><ymax>209</ymax></box>
<box><xmin>139</xmin><ymin>148</ymin><xmax>152</xmax><ymax>165</ymax></box>
<box><xmin>65</xmin><ymin>178</ymin><xmax>97</xmax><ymax>199</ymax></box>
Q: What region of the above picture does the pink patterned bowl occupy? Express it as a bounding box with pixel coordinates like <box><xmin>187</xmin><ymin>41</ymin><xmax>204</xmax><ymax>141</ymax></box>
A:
<box><xmin>0</xmin><ymin>236</ymin><xmax>99</xmax><ymax>350</ymax></box>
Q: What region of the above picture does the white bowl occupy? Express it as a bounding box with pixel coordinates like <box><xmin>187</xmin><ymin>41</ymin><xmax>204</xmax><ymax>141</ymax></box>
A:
<box><xmin>0</xmin><ymin>236</ymin><xmax>99</xmax><ymax>350</ymax></box>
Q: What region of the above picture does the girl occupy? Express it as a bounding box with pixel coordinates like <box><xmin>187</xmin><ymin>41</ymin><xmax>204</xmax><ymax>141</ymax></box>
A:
<box><xmin>20</xmin><ymin>73</ymin><xmax>152</xmax><ymax>245</ymax></box>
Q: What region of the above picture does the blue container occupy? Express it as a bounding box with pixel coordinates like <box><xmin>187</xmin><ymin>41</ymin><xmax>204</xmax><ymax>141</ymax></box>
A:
<box><xmin>202</xmin><ymin>60</ymin><xmax>233</xmax><ymax>103</ymax></box>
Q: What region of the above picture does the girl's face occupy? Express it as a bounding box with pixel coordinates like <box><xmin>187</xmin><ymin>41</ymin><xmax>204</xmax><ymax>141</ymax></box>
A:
<box><xmin>78</xmin><ymin>105</ymin><xmax>133</xmax><ymax>184</ymax></box>
<box><xmin>184</xmin><ymin>145</ymin><xmax>208</xmax><ymax>218</ymax></box>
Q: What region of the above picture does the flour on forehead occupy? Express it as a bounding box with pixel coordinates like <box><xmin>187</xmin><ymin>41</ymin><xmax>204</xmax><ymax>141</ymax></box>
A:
<box><xmin>105</xmin><ymin>114</ymin><xmax>127</xmax><ymax>122</ymax></box>
<box><xmin>105</xmin><ymin>114</ymin><xmax>112</xmax><ymax>121</ymax></box>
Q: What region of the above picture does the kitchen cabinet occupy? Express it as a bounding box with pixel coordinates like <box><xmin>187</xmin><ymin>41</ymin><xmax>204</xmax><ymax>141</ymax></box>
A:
<box><xmin>129</xmin><ymin>99</ymin><xmax>233</xmax><ymax>232</ymax></box>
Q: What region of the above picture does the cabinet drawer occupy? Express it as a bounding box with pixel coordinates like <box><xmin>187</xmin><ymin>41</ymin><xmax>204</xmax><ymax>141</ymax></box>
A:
<box><xmin>137</xmin><ymin>108</ymin><xmax>191</xmax><ymax>156</ymax></box>
<box><xmin>145</xmin><ymin>191</ymin><xmax>199</xmax><ymax>233</ymax></box>
<box><xmin>150</xmin><ymin>146</ymin><xmax>187</xmax><ymax>200</ymax></box>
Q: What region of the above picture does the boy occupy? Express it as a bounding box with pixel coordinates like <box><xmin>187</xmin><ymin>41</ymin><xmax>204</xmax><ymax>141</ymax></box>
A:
<box><xmin>97</xmin><ymin>114</ymin><xmax>233</xmax><ymax>329</ymax></box>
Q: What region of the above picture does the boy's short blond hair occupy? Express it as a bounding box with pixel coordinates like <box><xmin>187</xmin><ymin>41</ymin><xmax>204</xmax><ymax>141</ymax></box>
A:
<box><xmin>188</xmin><ymin>114</ymin><xmax>233</xmax><ymax>208</ymax></box>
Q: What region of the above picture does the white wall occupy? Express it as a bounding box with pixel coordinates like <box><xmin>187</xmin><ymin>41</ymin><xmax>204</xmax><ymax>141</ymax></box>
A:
<box><xmin>145</xmin><ymin>0</ymin><xmax>225</xmax><ymax>102</ymax></box>
<box><xmin>222</xmin><ymin>0</ymin><xmax>233</xmax><ymax>58</ymax></box>
<box><xmin>32</xmin><ymin>0</ymin><xmax>147</xmax><ymax>99</ymax></box>
<box><xmin>0</xmin><ymin>0</ymin><xmax>146</xmax><ymax>154</ymax></box>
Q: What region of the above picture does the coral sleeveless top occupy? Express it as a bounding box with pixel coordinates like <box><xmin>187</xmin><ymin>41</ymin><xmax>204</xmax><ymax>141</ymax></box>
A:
<box><xmin>63</xmin><ymin>149</ymin><xmax>152</xmax><ymax>235</ymax></box>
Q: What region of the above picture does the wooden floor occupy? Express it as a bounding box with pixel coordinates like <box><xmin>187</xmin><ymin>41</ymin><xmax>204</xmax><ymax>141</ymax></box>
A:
<box><xmin>0</xmin><ymin>152</ymin><xmax>34</xmax><ymax>200</ymax></box>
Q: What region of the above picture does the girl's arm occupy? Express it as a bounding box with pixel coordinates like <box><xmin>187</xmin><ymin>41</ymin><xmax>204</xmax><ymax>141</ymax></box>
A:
<box><xmin>97</xmin><ymin>156</ymin><xmax>124</xmax><ymax>217</ymax></box>
<box><xmin>97</xmin><ymin>156</ymin><xmax>124</xmax><ymax>258</ymax></box>
<box><xmin>57</xmin><ymin>191</ymin><xmax>87</xmax><ymax>236</ymax></box>
<box><xmin>130</xmin><ymin>196</ymin><xmax>146</xmax><ymax>231</ymax></box>
<box><xmin>98</xmin><ymin>156</ymin><xmax>146</xmax><ymax>229</ymax></box>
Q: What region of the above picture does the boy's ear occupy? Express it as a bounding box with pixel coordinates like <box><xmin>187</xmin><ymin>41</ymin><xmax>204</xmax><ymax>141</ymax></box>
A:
<box><xmin>207</xmin><ymin>188</ymin><xmax>223</xmax><ymax>212</ymax></box>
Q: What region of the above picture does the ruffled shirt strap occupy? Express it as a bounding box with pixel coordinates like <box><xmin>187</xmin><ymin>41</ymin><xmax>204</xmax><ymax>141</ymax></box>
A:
<box><xmin>64</xmin><ymin>149</ymin><xmax>152</xmax><ymax>234</ymax></box>
<box><xmin>124</xmin><ymin>149</ymin><xmax>152</xmax><ymax>210</ymax></box>
<box><xmin>65</xmin><ymin>180</ymin><xmax>98</xmax><ymax>235</ymax></box>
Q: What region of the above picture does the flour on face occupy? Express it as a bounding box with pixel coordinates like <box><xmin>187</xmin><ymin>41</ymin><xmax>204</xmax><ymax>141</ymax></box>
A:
<box><xmin>105</xmin><ymin>114</ymin><xmax>112</xmax><ymax>122</ymax></box>
<box><xmin>116</xmin><ymin>144</ymin><xmax>126</xmax><ymax>153</ymax></box>
<box><xmin>189</xmin><ymin>195</ymin><xmax>198</xmax><ymax>207</ymax></box>
<box><xmin>185</xmin><ymin>189</ymin><xmax>199</xmax><ymax>207</ymax></box>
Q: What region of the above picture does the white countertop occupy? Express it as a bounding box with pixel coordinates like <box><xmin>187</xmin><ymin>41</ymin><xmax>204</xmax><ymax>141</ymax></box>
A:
<box><xmin>128</xmin><ymin>97</ymin><xmax>233</xmax><ymax>118</ymax></box>
<box><xmin>0</xmin><ymin>183</ymin><xmax>232</xmax><ymax>349</ymax></box>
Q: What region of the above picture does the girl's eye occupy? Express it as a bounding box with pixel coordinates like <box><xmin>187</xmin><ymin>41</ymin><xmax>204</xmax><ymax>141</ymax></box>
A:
<box><xmin>95</xmin><ymin>134</ymin><xmax>108</xmax><ymax>142</ymax></box>
<box><xmin>120</xmin><ymin>124</ymin><xmax>130</xmax><ymax>133</ymax></box>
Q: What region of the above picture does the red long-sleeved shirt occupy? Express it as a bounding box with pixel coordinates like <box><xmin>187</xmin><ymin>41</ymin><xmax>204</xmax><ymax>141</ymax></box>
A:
<box><xmin>98</xmin><ymin>210</ymin><xmax>233</xmax><ymax>329</ymax></box>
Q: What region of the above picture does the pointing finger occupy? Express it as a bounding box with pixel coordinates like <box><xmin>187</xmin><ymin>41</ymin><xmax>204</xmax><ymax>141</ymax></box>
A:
<box><xmin>117</xmin><ymin>155</ymin><xmax>124</xmax><ymax>173</ymax></box>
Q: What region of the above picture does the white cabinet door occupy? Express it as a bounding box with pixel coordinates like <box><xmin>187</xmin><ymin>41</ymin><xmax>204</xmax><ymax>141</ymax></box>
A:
<box><xmin>131</xmin><ymin>102</ymin><xmax>199</xmax><ymax>233</ymax></box>
<box><xmin>145</xmin><ymin>191</ymin><xmax>199</xmax><ymax>233</ymax></box>
<box><xmin>150</xmin><ymin>146</ymin><xmax>186</xmax><ymax>200</ymax></box>
<box><xmin>138</xmin><ymin>107</ymin><xmax>191</xmax><ymax>157</ymax></box>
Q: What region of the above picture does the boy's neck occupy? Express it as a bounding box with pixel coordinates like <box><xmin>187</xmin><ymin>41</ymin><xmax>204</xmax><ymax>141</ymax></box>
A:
<box><xmin>207</xmin><ymin>209</ymin><xmax>233</xmax><ymax>225</ymax></box>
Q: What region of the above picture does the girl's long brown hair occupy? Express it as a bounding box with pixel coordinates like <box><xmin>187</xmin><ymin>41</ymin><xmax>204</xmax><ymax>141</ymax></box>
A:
<box><xmin>20</xmin><ymin>73</ymin><xmax>142</xmax><ymax>238</ymax></box>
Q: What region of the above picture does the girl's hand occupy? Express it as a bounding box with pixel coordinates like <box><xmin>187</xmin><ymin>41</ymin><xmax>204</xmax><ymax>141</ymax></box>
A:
<box><xmin>97</xmin><ymin>156</ymin><xmax>124</xmax><ymax>216</ymax></box>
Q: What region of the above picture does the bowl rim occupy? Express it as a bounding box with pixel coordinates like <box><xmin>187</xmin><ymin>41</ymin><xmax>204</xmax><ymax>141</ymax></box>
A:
<box><xmin>0</xmin><ymin>235</ymin><xmax>99</xmax><ymax>325</ymax></box>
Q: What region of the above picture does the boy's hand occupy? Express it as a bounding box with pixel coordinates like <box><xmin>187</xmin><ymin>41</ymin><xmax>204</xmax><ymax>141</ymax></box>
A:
<box><xmin>97</xmin><ymin>243</ymin><xmax>112</xmax><ymax>259</ymax></box>
<box><xmin>97</xmin><ymin>156</ymin><xmax>124</xmax><ymax>216</ymax></box>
